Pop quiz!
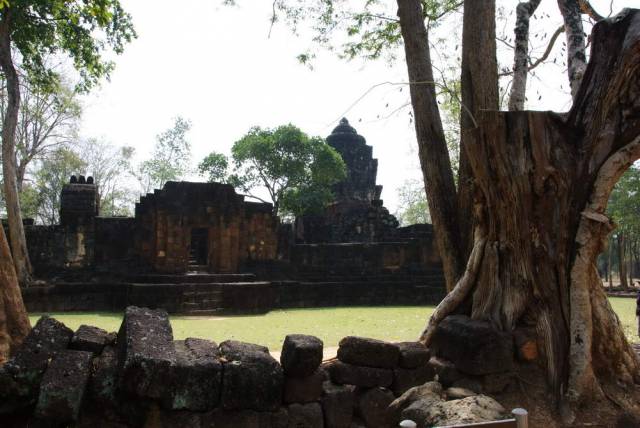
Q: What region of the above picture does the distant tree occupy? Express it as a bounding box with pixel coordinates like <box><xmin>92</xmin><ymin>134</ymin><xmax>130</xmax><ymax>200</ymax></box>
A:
<box><xmin>0</xmin><ymin>73</ymin><xmax>82</xmax><ymax>192</ymax></box>
<box><xmin>137</xmin><ymin>117</ymin><xmax>192</xmax><ymax>193</ymax></box>
<box><xmin>33</xmin><ymin>147</ymin><xmax>86</xmax><ymax>225</ymax></box>
<box><xmin>79</xmin><ymin>139</ymin><xmax>135</xmax><ymax>216</ymax></box>
<box><xmin>0</xmin><ymin>0</ymin><xmax>135</xmax><ymax>285</ymax></box>
<box><xmin>607</xmin><ymin>166</ymin><xmax>640</xmax><ymax>288</ymax></box>
<box><xmin>197</xmin><ymin>152</ymin><xmax>229</xmax><ymax>183</ymax></box>
<box><xmin>202</xmin><ymin>124</ymin><xmax>346</xmax><ymax>217</ymax></box>
<box><xmin>395</xmin><ymin>178</ymin><xmax>430</xmax><ymax>226</ymax></box>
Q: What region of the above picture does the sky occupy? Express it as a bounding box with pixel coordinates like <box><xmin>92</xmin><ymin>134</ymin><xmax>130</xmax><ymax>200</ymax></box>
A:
<box><xmin>78</xmin><ymin>0</ymin><xmax>632</xmax><ymax>213</ymax></box>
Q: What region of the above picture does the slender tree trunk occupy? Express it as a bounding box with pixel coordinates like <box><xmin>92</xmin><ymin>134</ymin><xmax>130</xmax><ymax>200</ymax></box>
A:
<box><xmin>396</xmin><ymin>0</ymin><xmax>464</xmax><ymax>291</ymax></box>
<box><xmin>0</xmin><ymin>11</ymin><xmax>32</xmax><ymax>285</ymax></box>
<box><xmin>607</xmin><ymin>237</ymin><xmax>613</xmax><ymax>286</ymax></box>
<box><xmin>418</xmin><ymin>9</ymin><xmax>640</xmax><ymax>415</ymax></box>
<box><xmin>619</xmin><ymin>233</ymin><xmax>628</xmax><ymax>289</ymax></box>
<box><xmin>458</xmin><ymin>0</ymin><xmax>499</xmax><ymax>263</ymax></box>
<box><xmin>0</xmin><ymin>224</ymin><xmax>30</xmax><ymax>363</ymax></box>
<box><xmin>509</xmin><ymin>0</ymin><xmax>542</xmax><ymax>111</ymax></box>
<box><xmin>627</xmin><ymin>239</ymin><xmax>633</xmax><ymax>287</ymax></box>
<box><xmin>557</xmin><ymin>0</ymin><xmax>587</xmax><ymax>99</ymax></box>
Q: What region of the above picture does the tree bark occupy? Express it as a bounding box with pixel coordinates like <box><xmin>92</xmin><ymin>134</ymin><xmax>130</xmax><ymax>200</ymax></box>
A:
<box><xmin>0</xmin><ymin>224</ymin><xmax>30</xmax><ymax>363</ymax></box>
<box><xmin>458</xmin><ymin>0</ymin><xmax>499</xmax><ymax>263</ymax></box>
<box><xmin>0</xmin><ymin>10</ymin><xmax>32</xmax><ymax>285</ymax></box>
<box><xmin>557</xmin><ymin>0</ymin><xmax>587</xmax><ymax>99</ymax></box>
<box><xmin>396</xmin><ymin>0</ymin><xmax>464</xmax><ymax>291</ymax></box>
<box><xmin>419</xmin><ymin>8</ymin><xmax>640</xmax><ymax>411</ymax></box>
<box><xmin>509</xmin><ymin>0</ymin><xmax>542</xmax><ymax>111</ymax></box>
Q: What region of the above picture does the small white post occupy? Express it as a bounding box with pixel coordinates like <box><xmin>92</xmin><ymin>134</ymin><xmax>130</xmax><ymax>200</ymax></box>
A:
<box><xmin>399</xmin><ymin>420</ymin><xmax>417</xmax><ymax>428</ymax></box>
<box><xmin>512</xmin><ymin>408</ymin><xmax>528</xmax><ymax>428</ymax></box>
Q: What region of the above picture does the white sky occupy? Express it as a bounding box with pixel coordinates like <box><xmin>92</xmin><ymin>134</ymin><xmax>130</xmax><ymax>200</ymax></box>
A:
<box><xmin>79</xmin><ymin>0</ymin><xmax>633</xmax><ymax>212</ymax></box>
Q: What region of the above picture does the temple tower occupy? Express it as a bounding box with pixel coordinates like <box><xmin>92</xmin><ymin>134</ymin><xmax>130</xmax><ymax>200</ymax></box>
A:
<box><xmin>326</xmin><ymin>118</ymin><xmax>382</xmax><ymax>204</ymax></box>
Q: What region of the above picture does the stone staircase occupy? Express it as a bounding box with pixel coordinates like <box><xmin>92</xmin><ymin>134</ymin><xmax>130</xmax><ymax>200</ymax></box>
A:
<box><xmin>127</xmin><ymin>273</ymin><xmax>270</xmax><ymax>315</ymax></box>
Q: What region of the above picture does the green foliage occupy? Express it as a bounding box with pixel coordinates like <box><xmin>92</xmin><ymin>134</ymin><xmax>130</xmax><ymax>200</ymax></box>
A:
<box><xmin>198</xmin><ymin>151</ymin><xmax>229</xmax><ymax>184</ymax></box>
<box><xmin>33</xmin><ymin>147</ymin><xmax>86</xmax><ymax>224</ymax></box>
<box><xmin>395</xmin><ymin>178</ymin><xmax>430</xmax><ymax>226</ymax></box>
<box><xmin>138</xmin><ymin>117</ymin><xmax>192</xmax><ymax>193</ymax></box>
<box><xmin>608</xmin><ymin>166</ymin><xmax>640</xmax><ymax>237</ymax></box>
<box><xmin>203</xmin><ymin>124</ymin><xmax>346</xmax><ymax>217</ymax></box>
<box><xmin>3</xmin><ymin>0</ymin><xmax>136</xmax><ymax>92</ymax></box>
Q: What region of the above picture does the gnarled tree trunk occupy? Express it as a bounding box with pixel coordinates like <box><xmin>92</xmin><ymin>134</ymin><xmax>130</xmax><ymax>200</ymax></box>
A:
<box><xmin>0</xmin><ymin>225</ymin><xmax>30</xmax><ymax>363</ymax></box>
<box><xmin>420</xmin><ymin>9</ymin><xmax>640</xmax><ymax>415</ymax></box>
<box><xmin>458</xmin><ymin>0</ymin><xmax>499</xmax><ymax>263</ymax></box>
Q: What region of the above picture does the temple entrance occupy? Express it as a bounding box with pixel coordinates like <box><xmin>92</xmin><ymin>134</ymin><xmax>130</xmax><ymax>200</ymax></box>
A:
<box><xmin>189</xmin><ymin>227</ymin><xmax>209</xmax><ymax>270</ymax></box>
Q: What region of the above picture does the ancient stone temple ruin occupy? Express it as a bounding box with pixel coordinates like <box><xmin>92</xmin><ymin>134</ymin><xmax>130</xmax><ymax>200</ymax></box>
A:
<box><xmin>135</xmin><ymin>181</ymin><xmax>277</xmax><ymax>273</ymax></box>
<box><xmin>15</xmin><ymin>120</ymin><xmax>445</xmax><ymax>314</ymax></box>
<box><xmin>297</xmin><ymin>118</ymin><xmax>399</xmax><ymax>243</ymax></box>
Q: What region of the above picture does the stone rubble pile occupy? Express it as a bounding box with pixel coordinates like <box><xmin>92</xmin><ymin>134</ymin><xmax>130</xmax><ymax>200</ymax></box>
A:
<box><xmin>0</xmin><ymin>306</ymin><xmax>513</xmax><ymax>427</ymax></box>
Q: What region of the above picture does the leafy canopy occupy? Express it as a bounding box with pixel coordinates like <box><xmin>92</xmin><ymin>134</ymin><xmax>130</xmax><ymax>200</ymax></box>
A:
<box><xmin>0</xmin><ymin>0</ymin><xmax>136</xmax><ymax>92</ymax></box>
<box><xmin>225</xmin><ymin>0</ymin><xmax>461</xmax><ymax>64</ymax></box>
<box><xmin>138</xmin><ymin>117</ymin><xmax>192</xmax><ymax>193</ymax></box>
<box><xmin>199</xmin><ymin>124</ymin><xmax>346</xmax><ymax>217</ymax></box>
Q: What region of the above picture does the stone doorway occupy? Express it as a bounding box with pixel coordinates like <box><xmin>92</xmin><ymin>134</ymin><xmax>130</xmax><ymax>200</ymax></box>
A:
<box><xmin>189</xmin><ymin>227</ymin><xmax>209</xmax><ymax>270</ymax></box>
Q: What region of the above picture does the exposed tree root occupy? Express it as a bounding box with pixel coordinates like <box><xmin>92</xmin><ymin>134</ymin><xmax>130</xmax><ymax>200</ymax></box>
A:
<box><xmin>419</xmin><ymin>230</ymin><xmax>486</xmax><ymax>345</ymax></box>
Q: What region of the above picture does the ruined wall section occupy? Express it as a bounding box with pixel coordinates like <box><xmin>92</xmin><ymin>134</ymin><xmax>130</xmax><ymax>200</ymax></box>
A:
<box><xmin>135</xmin><ymin>182</ymin><xmax>278</xmax><ymax>274</ymax></box>
<box><xmin>59</xmin><ymin>180</ymin><xmax>99</xmax><ymax>267</ymax></box>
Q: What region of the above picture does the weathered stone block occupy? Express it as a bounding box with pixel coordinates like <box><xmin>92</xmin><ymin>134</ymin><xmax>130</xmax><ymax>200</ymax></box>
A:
<box><xmin>70</xmin><ymin>324</ymin><xmax>115</xmax><ymax>354</ymax></box>
<box><xmin>288</xmin><ymin>402</ymin><xmax>323</xmax><ymax>428</ymax></box>
<box><xmin>337</xmin><ymin>336</ymin><xmax>399</xmax><ymax>369</ymax></box>
<box><xmin>392</xmin><ymin>365</ymin><xmax>435</xmax><ymax>396</ymax></box>
<box><xmin>202</xmin><ymin>408</ymin><xmax>275</xmax><ymax>428</ymax></box>
<box><xmin>168</xmin><ymin>338</ymin><xmax>223</xmax><ymax>411</ymax></box>
<box><xmin>395</xmin><ymin>342</ymin><xmax>430</xmax><ymax>369</ymax></box>
<box><xmin>321</xmin><ymin>381</ymin><xmax>354</xmax><ymax>428</ymax></box>
<box><xmin>117</xmin><ymin>306</ymin><xmax>176</xmax><ymax>399</ymax></box>
<box><xmin>88</xmin><ymin>345</ymin><xmax>119</xmax><ymax>409</ymax></box>
<box><xmin>320</xmin><ymin>381</ymin><xmax>355</xmax><ymax>428</ymax></box>
<box><xmin>356</xmin><ymin>387</ymin><xmax>394</xmax><ymax>428</ymax></box>
<box><xmin>3</xmin><ymin>316</ymin><xmax>73</xmax><ymax>402</ymax></box>
<box><xmin>284</xmin><ymin>370</ymin><xmax>324</xmax><ymax>404</ymax></box>
<box><xmin>280</xmin><ymin>334</ymin><xmax>323</xmax><ymax>377</ymax></box>
<box><xmin>35</xmin><ymin>350</ymin><xmax>93</xmax><ymax>423</ymax></box>
<box><xmin>430</xmin><ymin>315</ymin><xmax>514</xmax><ymax>376</ymax></box>
<box><xmin>325</xmin><ymin>360</ymin><xmax>392</xmax><ymax>388</ymax></box>
<box><xmin>514</xmin><ymin>329</ymin><xmax>538</xmax><ymax>362</ymax></box>
<box><xmin>220</xmin><ymin>340</ymin><xmax>283</xmax><ymax>411</ymax></box>
<box><xmin>219</xmin><ymin>340</ymin><xmax>269</xmax><ymax>359</ymax></box>
<box><xmin>428</xmin><ymin>356</ymin><xmax>462</xmax><ymax>387</ymax></box>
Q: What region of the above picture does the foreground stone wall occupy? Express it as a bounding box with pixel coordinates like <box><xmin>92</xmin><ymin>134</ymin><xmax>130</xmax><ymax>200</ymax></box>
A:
<box><xmin>0</xmin><ymin>306</ymin><xmax>516</xmax><ymax>427</ymax></box>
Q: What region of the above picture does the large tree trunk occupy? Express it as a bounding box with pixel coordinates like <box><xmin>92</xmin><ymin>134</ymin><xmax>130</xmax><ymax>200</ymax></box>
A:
<box><xmin>0</xmin><ymin>10</ymin><xmax>32</xmax><ymax>285</ymax></box>
<box><xmin>396</xmin><ymin>0</ymin><xmax>464</xmax><ymax>291</ymax></box>
<box><xmin>0</xmin><ymin>224</ymin><xmax>30</xmax><ymax>363</ymax></box>
<box><xmin>458</xmin><ymin>0</ymin><xmax>499</xmax><ymax>262</ymax></box>
<box><xmin>419</xmin><ymin>8</ymin><xmax>640</xmax><ymax>416</ymax></box>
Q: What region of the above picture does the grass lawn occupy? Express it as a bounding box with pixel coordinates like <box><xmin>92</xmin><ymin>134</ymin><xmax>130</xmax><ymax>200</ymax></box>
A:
<box><xmin>28</xmin><ymin>297</ymin><xmax>639</xmax><ymax>351</ymax></box>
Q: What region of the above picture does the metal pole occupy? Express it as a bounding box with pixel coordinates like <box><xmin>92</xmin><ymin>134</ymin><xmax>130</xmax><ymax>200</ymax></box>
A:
<box><xmin>512</xmin><ymin>408</ymin><xmax>528</xmax><ymax>428</ymax></box>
